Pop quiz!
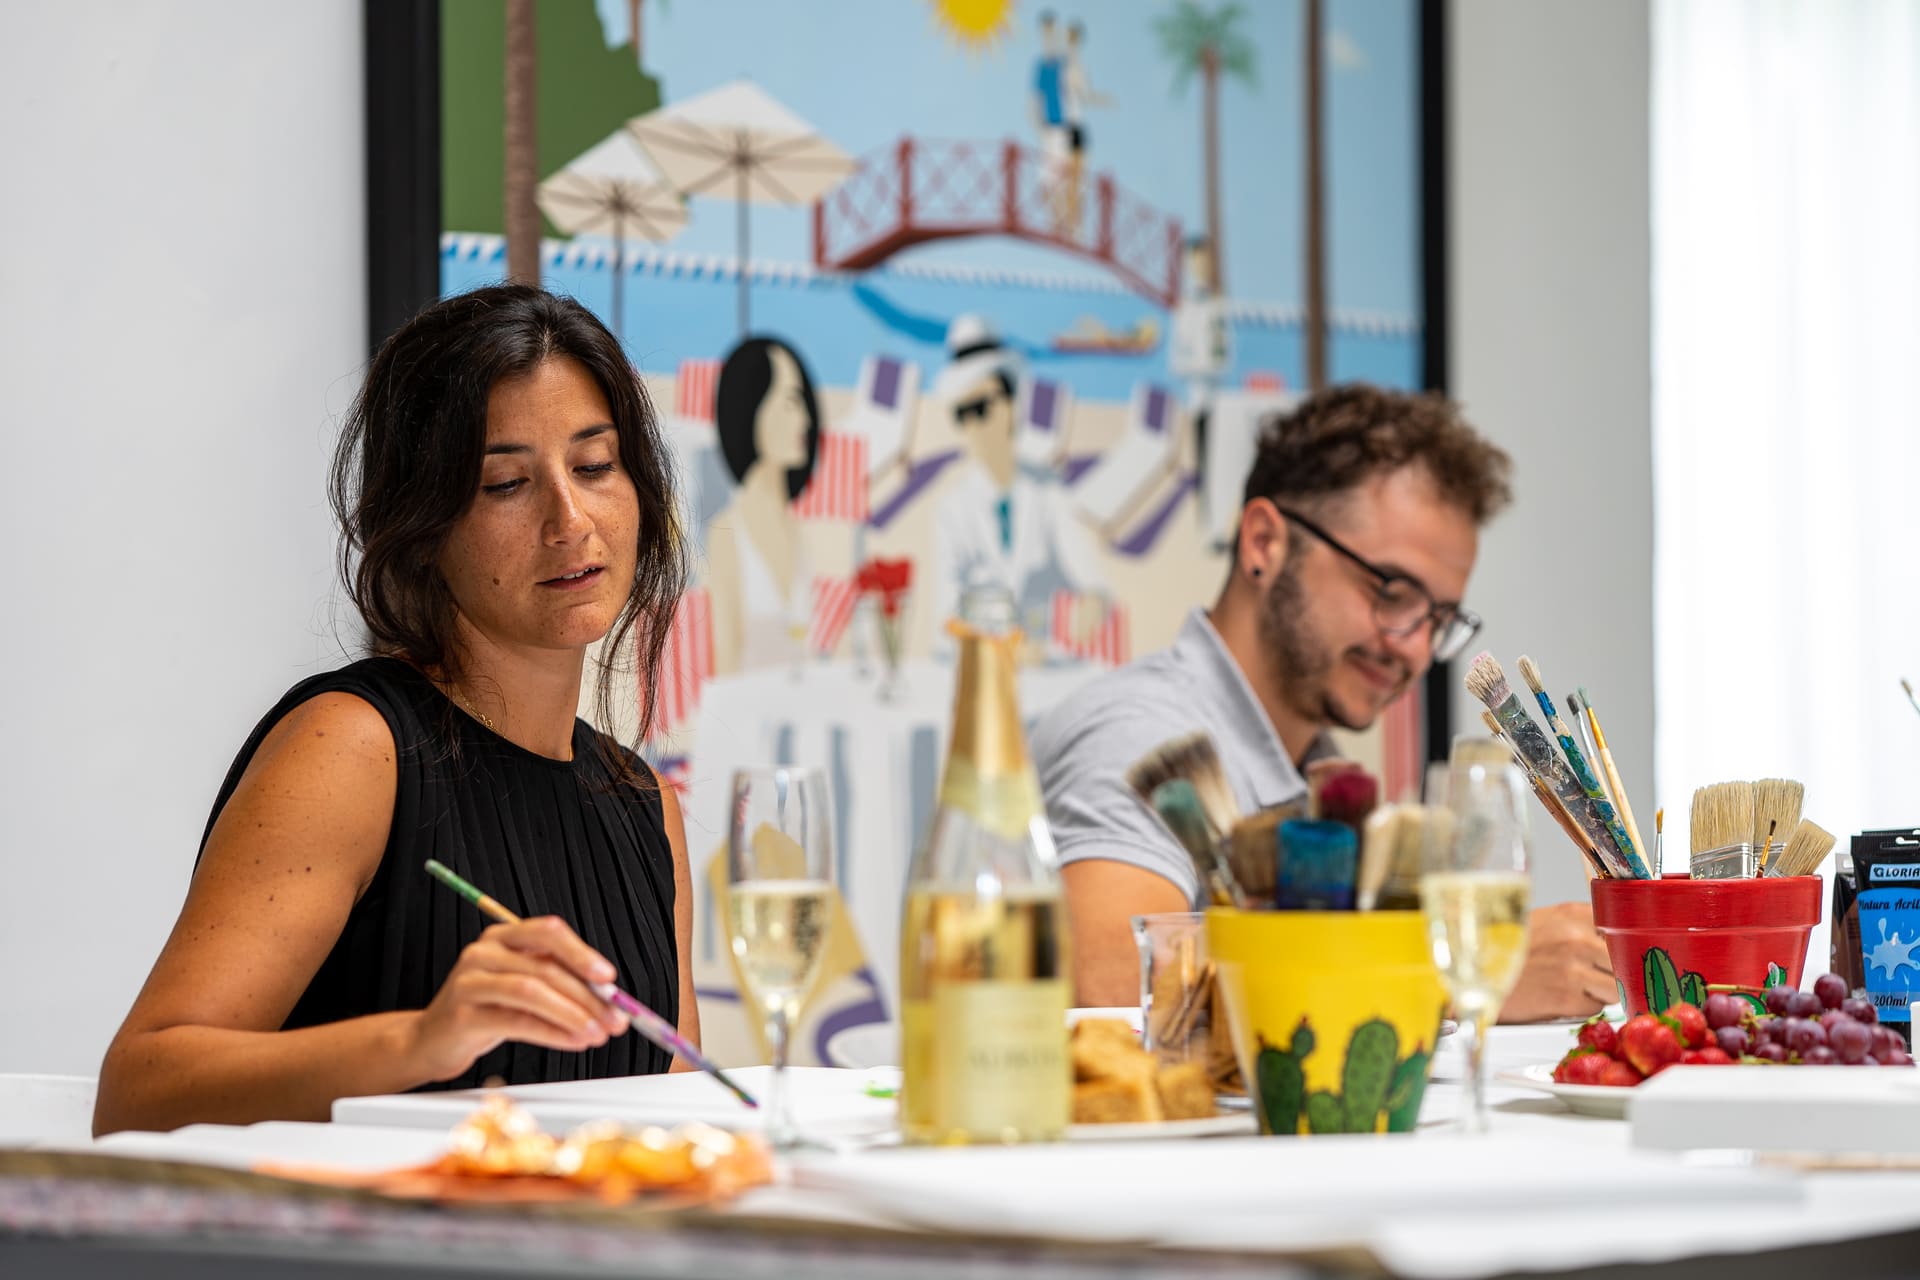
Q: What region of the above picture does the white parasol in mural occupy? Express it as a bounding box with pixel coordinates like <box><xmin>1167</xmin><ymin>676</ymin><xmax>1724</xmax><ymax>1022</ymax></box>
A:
<box><xmin>626</xmin><ymin>79</ymin><xmax>855</xmax><ymax>335</ymax></box>
<box><xmin>537</xmin><ymin>129</ymin><xmax>688</xmax><ymax>344</ymax></box>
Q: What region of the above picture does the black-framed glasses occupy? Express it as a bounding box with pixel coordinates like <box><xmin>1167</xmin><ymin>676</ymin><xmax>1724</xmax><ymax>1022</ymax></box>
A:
<box><xmin>1275</xmin><ymin>508</ymin><xmax>1482</xmax><ymax>662</ymax></box>
<box><xmin>953</xmin><ymin>388</ymin><xmax>1007</xmax><ymax>424</ymax></box>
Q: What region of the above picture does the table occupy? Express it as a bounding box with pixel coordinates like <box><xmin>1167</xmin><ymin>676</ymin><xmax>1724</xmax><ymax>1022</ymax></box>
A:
<box><xmin>15</xmin><ymin>1027</ymin><xmax>1920</xmax><ymax>1278</ymax></box>
<box><xmin>684</xmin><ymin>658</ymin><xmax>1100</xmax><ymax>1063</ymax></box>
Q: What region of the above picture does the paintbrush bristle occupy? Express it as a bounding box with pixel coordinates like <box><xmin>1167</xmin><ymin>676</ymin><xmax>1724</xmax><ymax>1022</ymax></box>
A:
<box><xmin>1127</xmin><ymin>734</ymin><xmax>1240</xmax><ymax>837</ymax></box>
<box><xmin>1751</xmin><ymin>778</ymin><xmax>1804</xmax><ymax>852</ymax></box>
<box><xmin>1515</xmin><ymin>654</ymin><xmax>1549</xmax><ymax>699</ymax></box>
<box><xmin>1480</xmin><ymin>709</ymin><xmax>1504</xmax><ymax>739</ymax></box>
<box><xmin>1690</xmin><ymin>781</ymin><xmax>1755</xmax><ymax>855</ymax></box>
<box><xmin>1148</xmin><ymin>781</ymin><xmax>1232</xmax><ymax>906</ymax></box>
<box><xmin>1778</xmin><ymin>818</ymin><xmax>1836</xmax><ymax>878</ymax></box>
<box><xmin>1656</xmin><ymin>808</ymin><xmax>1665</xmax><ymax>834</ymax></box>
<box><xmin>1463</xmin><ymin>651</ymin><xmax>1511</xmax><ymax>708</ymax></box>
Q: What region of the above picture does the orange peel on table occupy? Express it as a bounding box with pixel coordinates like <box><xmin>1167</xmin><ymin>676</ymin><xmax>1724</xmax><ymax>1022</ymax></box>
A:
<box><xmin>257</xmin><ymin>1095</ymin><xmax>772</xmax><ymax>1207</ymax></box>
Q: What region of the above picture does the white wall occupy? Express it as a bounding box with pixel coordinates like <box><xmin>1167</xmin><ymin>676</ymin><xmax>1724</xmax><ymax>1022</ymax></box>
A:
<box><xmin>0</xmin><ymin>3</ymin><xmax>366</xmax><ymax>1073</ymax></box>
<box><xmin>1447</xmin><ymin>0</ymin><xmax>1654</xmax><ymax>909</ymax></box>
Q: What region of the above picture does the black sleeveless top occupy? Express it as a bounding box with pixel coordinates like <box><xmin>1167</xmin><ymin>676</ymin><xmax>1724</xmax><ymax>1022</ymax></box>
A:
<box><xmin>198</xmin><ymin>657</ymin><xmax>678</xmax><ymax>1088</ymax></box>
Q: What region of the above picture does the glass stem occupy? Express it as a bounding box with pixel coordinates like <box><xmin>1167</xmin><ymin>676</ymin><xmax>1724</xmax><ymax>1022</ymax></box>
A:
<box><xmin>1464</xmin><ymin>1009</ymin><xmax>1493</xmax><ymax>1135</ymax></box>
<box><xmin>767</xmin><ymin>1002</ymin><xmax>795</xmax><ymax>1147</ymax></box>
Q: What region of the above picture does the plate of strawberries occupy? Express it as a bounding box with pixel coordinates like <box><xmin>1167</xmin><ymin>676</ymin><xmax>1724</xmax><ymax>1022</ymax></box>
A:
<box><xmin>1502</xmin><ymin>975</ymin><xmax>1914</xmax><ymax>1118</ymax></box>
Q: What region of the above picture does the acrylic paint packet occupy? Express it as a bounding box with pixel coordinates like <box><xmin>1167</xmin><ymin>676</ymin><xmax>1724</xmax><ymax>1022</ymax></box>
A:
<box><xmin>1852</xmin><ymin>830</ymin><xmax>1920</xmax><ymax>1044</ymax></box>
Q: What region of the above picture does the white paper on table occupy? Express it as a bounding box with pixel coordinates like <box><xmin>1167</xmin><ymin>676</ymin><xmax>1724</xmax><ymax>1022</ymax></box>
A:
<box><xmin>334</xmin><ymin>1065</ymin><xmax>893</xmax><ymax>1141</ymax></box>
<box><xmin>72</xmin><ymin>1121</ymin><xmax>452</xmax><ymax>1174</ymax></box>
<box><xmin>791</xmin><ymin>1135</ymin><xmax>1801</xmax><ymax>1247</ymax></box>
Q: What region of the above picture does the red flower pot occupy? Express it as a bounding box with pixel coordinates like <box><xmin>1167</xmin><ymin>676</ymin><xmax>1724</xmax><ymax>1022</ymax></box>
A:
<box><xmin>1589</xmin><ymin>873</ymin><xmax>1823</xmax><ymax>1016</ymax></box>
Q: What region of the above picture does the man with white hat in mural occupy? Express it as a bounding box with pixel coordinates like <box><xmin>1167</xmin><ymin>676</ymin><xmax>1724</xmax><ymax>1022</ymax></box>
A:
<box><xmin>929</xmin><ymin>314</ymin><xmax>1109</xmax><ymax>650</ymax></box>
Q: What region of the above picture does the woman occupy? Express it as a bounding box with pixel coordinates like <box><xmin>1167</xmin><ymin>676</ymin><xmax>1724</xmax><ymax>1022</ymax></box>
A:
<box><xmin>704</xmin><ymin>337</ymin><xmax>821</xmax><ymax>674</ymax></box>
<box><xmin>94</xmin><ymin>286</ymin><xmax>698</xmax><ymax>1135</ymax></box>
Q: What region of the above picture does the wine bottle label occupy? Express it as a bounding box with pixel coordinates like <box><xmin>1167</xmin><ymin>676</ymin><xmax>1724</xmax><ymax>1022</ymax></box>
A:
<box><xmin>928</xmin><ymin>979</ymin><xmax>1069</xmax><ymax>1138</ymax></box>
<box><xmin>938</xmin><ymin>757</ymin><xmax>1045</xmax><ymax>845</ymax></box>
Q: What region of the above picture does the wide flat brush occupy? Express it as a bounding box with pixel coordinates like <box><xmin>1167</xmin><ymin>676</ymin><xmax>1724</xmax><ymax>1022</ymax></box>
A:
<box><xmin>1127</xmin><ymin>733</ymin><xmax>1241</xmax><ymax>840</ymax></box>
<box><xmin>1480</xmin><ymin>709</ymin><xmax>1608</xmax><ymax>878</ymax></box>
<box><xmin>1751</xmin><ymin>778</ymin><xmax>1804</xmax><ymax>870</ymax></box>
<box><xmin>1465</xmin><ymin>653</ymin><xmax>1638</xmax><ymax>879</ymax></box>
<box><xmin>1689</xmin><ymin>781</ymin><xmax>1755</xmax><ymax>857</ymax></box>
<box><xmin>1148</xmin><ymin>780</ymin><xmax>1246</xmax><ymax>908</ymax></box>
<box><xmin>1515</xmin><ymin>656</ymin><xmax>1648</xmax><ymax>878</ymax></box>
<box><xmin>1770</xmin><ymin>818</ymin><xmax>1836</xmax><ymax>878</ymax></box>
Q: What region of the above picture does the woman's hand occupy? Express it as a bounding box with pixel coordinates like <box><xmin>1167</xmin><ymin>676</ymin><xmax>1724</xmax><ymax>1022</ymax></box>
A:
<box><xmin>405</xmin><ymin>916</ymin><xmax>631</xmax><ymax>1083</ymax></box>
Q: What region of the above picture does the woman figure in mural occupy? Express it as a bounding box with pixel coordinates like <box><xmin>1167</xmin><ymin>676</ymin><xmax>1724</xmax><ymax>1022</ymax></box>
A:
<box><xmin>94</xmin><ymin>286</ymin><xmax>699</xmax><ymax>1134</ymax></box>
<box><xmin>930</xmin><ymin>314</ymin><xmax>1109</xmax><ymax>654</ymax></box>
<box><xmin>705</xmin><ymin>336</ymin><xmax>822</xmax><ymax>675</ymax></box>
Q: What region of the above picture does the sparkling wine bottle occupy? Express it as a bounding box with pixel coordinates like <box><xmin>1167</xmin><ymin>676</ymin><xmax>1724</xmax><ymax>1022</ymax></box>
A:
<box><xmin>898</xmin><ymin>587</ymin><xmax>1071</xmax><ymax>1144</ymax></box>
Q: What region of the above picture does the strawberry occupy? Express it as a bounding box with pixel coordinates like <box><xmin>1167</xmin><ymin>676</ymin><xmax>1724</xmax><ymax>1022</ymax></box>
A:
<box><xmin>1596</xmin><ymin>1058</ymin><xmax>1645</xmax><ymax>1087</ymax></box>
<box><xmin>1552</xmin><ymin>1048</ymin><xmax>1612</xmax><ymax>1086</ymax></box>
<box><xmin>1619</xmin><ymin>1013</ymin><xmax>1685</xmax><ymax>1076</ymax></box>
<box><xmin>1576</xmin><ymin>1015</ymin><xmax>1619</xmax><ymax>1056</ymax></box>
<box><xmin>1667</xmin><ymin>1002</ymin><xmax>1710</xmax><ymax>1050</ymax></box>
<box><xmin>1681</xmin><ymin>1046</ymin><xmax>1733</xmax><ymax>1066</ymax></box>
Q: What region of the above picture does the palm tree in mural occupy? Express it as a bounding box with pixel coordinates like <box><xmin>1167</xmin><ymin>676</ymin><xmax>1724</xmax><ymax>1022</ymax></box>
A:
<box><xmin>1152</xmin><ymin>1</ymin><xmax>1256</xmax><ymax>296</ymax></box>
<box><xmin>1302</xmin><ymin>0</ymin><xmax>1327</xmax><ymax>390</ymax></box>
<box><xmin>626</xmin><ymin>0</ymin><xmax>668</xmax><ymax>69</ymax></box>
<box><xmin>504</xmin><ymin>0</ymin><xmax>540</xmax><ymax>284</ymax></box>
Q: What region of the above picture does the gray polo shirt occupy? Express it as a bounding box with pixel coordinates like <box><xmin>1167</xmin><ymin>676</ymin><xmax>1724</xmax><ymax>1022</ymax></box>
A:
<box><xmin>1030</xmin><ymin>608</ymin><xmax>1336</xmax><ymax>906</ymax></box>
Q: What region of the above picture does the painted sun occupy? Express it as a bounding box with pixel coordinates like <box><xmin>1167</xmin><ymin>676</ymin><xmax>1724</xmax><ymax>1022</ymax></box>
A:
<box><xmin>930</xmin><ymin>0</ymin><xmax>1016</xmax><ymax>52</ymax></box>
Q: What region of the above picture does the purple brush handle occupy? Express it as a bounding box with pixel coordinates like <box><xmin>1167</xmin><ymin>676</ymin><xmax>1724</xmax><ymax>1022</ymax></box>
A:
<box><xmin>593</xmin><ymin>983</ymin><xmax>760</xmax><ymax>1109</ymax></box>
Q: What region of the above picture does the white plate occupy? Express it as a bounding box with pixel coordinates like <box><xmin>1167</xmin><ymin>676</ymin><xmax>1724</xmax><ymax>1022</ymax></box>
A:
<box><xmin>1066</xmin><ymin>1111</ymin><xmax>1255</xmax><ymax>1142</ymax></box>
<box><xmin>1496</xmin><ymin>1063</ymin><xmax>1633</xmax><ymax>1119</ymax></box>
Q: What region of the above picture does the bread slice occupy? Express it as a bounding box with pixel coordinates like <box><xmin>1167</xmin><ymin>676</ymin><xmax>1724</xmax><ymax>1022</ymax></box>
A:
<box><xmin>1154</xmin><ymin>1061</ymin><xmax>1218</xmax><ymax>1121</ymax></box>
<box><xmin>1070</xmin><ymin>1018</ymin><xmax>1151</xmax><ymax>1083</ymax></box>
<box><xmin>1071</xmin><ymin>1073</ymin><xmax>1164</xmax><ymax>1125</ymax></box>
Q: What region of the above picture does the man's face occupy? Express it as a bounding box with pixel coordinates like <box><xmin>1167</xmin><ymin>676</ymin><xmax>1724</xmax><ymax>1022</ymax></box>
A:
<box><xmin>952</xmin><ymin>373</ymin><xmax>1017</xmax><ymax>474</ymax></box>
<box><xmin>1256</xmin><ymin>467</ymin><xmax>1478</xmax><ymax>732</ymax></box>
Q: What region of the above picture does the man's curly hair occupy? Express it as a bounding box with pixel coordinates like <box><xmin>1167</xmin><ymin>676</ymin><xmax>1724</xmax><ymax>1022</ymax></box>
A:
<box><xmin>1241</xmin><ymin>384</ymin><xmax>1513</xmax><ymax>525</ymax></box>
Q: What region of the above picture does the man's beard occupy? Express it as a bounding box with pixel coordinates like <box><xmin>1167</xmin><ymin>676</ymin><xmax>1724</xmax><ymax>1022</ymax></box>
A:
<box><xmin>1256</xmin><ymin>559</ymin><xmax>1406</xmax><ymax>732</ymax></box>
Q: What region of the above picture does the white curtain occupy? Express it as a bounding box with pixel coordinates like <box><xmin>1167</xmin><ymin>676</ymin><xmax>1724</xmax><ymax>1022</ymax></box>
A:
<box><xmin>1654</xmin><ymin>0</ymin><xmax>1920</xmax><ymax>853</ymax></box>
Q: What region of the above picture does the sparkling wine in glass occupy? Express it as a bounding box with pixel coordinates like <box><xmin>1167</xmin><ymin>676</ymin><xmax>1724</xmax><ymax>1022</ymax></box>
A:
<box><xmin>727</xmin><ymin>766</ymin><xmax>834</xmax><ymax>1148</ymax></box>
<box><xmin>1419</xmin><ymin>758</ymin><xmax>1532</xmax><ymax>1135</ymax></box>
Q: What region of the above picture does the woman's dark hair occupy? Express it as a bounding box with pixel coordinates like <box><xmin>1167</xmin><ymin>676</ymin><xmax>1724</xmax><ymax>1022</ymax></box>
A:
<box><xmin>329</xmin><ymin>284</ymin><xmax>686</xmax><ymax>779</ymax></box>
<box><xmin>714</xmin><ymin>336</ymin><xmax>821</xmax><ymax>502</ymax></box>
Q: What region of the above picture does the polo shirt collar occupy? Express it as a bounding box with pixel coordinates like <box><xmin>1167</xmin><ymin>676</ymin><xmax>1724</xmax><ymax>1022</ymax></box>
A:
<box><xmin>1173</xmin><ymin>607</ymin><xmax>1334</xmax><ymax>809</ymax></box>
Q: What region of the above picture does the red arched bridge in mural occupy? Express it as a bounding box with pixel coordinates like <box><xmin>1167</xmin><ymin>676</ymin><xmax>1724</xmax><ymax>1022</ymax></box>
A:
<box><xmin>811</xmin><ymin>136</ymin><xmax>1185</xmax><ymax>308</ymax></box>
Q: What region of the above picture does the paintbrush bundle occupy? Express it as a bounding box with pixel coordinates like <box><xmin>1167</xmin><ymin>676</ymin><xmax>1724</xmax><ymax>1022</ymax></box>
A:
<box><xmin>1462</xmin><ymin>653</ymin><xmax>1650</xmax><ymax>880</ymax></box>
<box><xmin>1226</xmin><ymin>806</ymin><xmax>1297</xmax><ymax>907</ymax></box>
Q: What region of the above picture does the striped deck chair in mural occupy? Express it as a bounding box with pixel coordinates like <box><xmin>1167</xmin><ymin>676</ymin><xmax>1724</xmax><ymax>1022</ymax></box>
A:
<box><xmin>674</xmin><ymin>358</ymin><xmax>720</xmax><ymax>425</ymax></box>
<box><xmin>792</xmin><ymin>433</ymin><xmax>870</xmax><ymax>523</ymax></box>
<box><xmin>1015</xmin><ymin>376</ymin><xmax>1075</xmax><ymax>471</ymax></box>
<box><xmin>1050</xmin><ymin>591</ymin><xmax>1130</xmax><ymax>668</ymax></box>
<box><xmin>1069</xmin><ymin>382</ymin><xmax>1181</xmax><ymax>536</ymax></box>
<box><xmin>1202</xmin><ymin>388</ymin><xmax>1298</xmax><ymax>549</ymax></box>
<box><xmin>841</xmin><ymin>354</ymin><xmax>920</xmax><ymax>481</ymax></box>
<box><xmin>651</xmin><ymin>587</ymin><xmax>713</xmax><ymax>741</ymax></box>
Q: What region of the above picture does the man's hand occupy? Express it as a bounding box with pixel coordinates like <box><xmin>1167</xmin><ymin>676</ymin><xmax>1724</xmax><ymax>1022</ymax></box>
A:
<box><xmin>1498</xmin><ymin>901</ymin><xmax>1618</xmax><ymax>1024</ymax></box>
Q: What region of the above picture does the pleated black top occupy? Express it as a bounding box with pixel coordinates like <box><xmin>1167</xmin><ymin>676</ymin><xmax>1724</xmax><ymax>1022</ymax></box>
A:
<box><xmin>197</xmin><ymin>657</ymin><xmax>678</xmax><ymax>1089</ymax></box>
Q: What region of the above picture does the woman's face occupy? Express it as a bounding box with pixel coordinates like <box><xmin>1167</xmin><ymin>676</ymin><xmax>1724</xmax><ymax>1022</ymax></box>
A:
<box><xmin>753</xmin><ymin>345</ymin><xmax>812</xmax><ymax>472</ymax></box>
<box><xmin>437</xmin><ymin>355</ymin><xmax>639</xmax><ymax>657</ymax></box>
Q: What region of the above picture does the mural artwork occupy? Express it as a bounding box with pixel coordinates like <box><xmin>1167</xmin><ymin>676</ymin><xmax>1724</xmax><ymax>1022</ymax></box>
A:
<box><xmin>441</xmin><ymin>0</ymin><xmax>1428</xmax><ymax>1065</ymax></box>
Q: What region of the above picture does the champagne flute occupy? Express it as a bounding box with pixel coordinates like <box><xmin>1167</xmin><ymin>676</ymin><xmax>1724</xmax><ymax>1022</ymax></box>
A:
<box><xmin>1419</xmin><ymin>759</ymin><xmax>1532</xmax><ymax>1135</ymax></box>
<box><xmin>727</xmin><ymin>766</ymin><xmax>834</xmax><ymax>1148</ymax></box>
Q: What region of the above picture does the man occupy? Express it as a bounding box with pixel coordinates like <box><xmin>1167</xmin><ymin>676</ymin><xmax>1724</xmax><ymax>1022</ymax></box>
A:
<box><xmin>1031</xmin><ymin>385</ymin><xmax>1617</xmax><ymax>1020</ymax></box>
<box><xmin>1058</xmin><ymin>20</ymin><xmax>1111</xmax><ymax>232</ymax></box>
<box><xmin>929</xmin><ymin>314</ymin><xmax>1107</xmax><ymax>646</ymax></box>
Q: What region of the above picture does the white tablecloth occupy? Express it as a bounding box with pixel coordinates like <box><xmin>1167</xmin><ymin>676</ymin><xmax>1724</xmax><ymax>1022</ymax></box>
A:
<box><xmin>53</xmin><ymin>1025</ymin><xmax>1920</xmax><ymax>1277</ymax></box>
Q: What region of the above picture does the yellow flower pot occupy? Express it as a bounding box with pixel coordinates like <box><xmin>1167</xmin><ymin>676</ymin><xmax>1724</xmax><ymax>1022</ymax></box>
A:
<box><xmin>1207</xmin><ymin>908</ymin><xmax>1447</xmax><ymax>1136</ymax></box>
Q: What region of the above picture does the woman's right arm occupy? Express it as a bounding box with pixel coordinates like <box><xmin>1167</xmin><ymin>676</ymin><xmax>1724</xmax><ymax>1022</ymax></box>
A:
<box><xmin>94</xmin><ymin>693</ymin><xmax>627</xmax><ymax>1135</ymax></box>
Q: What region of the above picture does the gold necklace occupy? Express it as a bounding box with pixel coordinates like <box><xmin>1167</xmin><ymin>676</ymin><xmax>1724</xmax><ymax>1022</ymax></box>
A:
<box><xmin>453</xmin><ymin>688</ymin><xmax>497</xmax><ymax>732</ymax></box>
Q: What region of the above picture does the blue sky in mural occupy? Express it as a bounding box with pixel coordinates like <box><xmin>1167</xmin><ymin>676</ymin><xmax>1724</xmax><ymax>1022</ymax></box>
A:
<box><xmin>592</xmin><ymin>0</ymin><xmax>1418</xmax><ymax>322</ymax></box>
